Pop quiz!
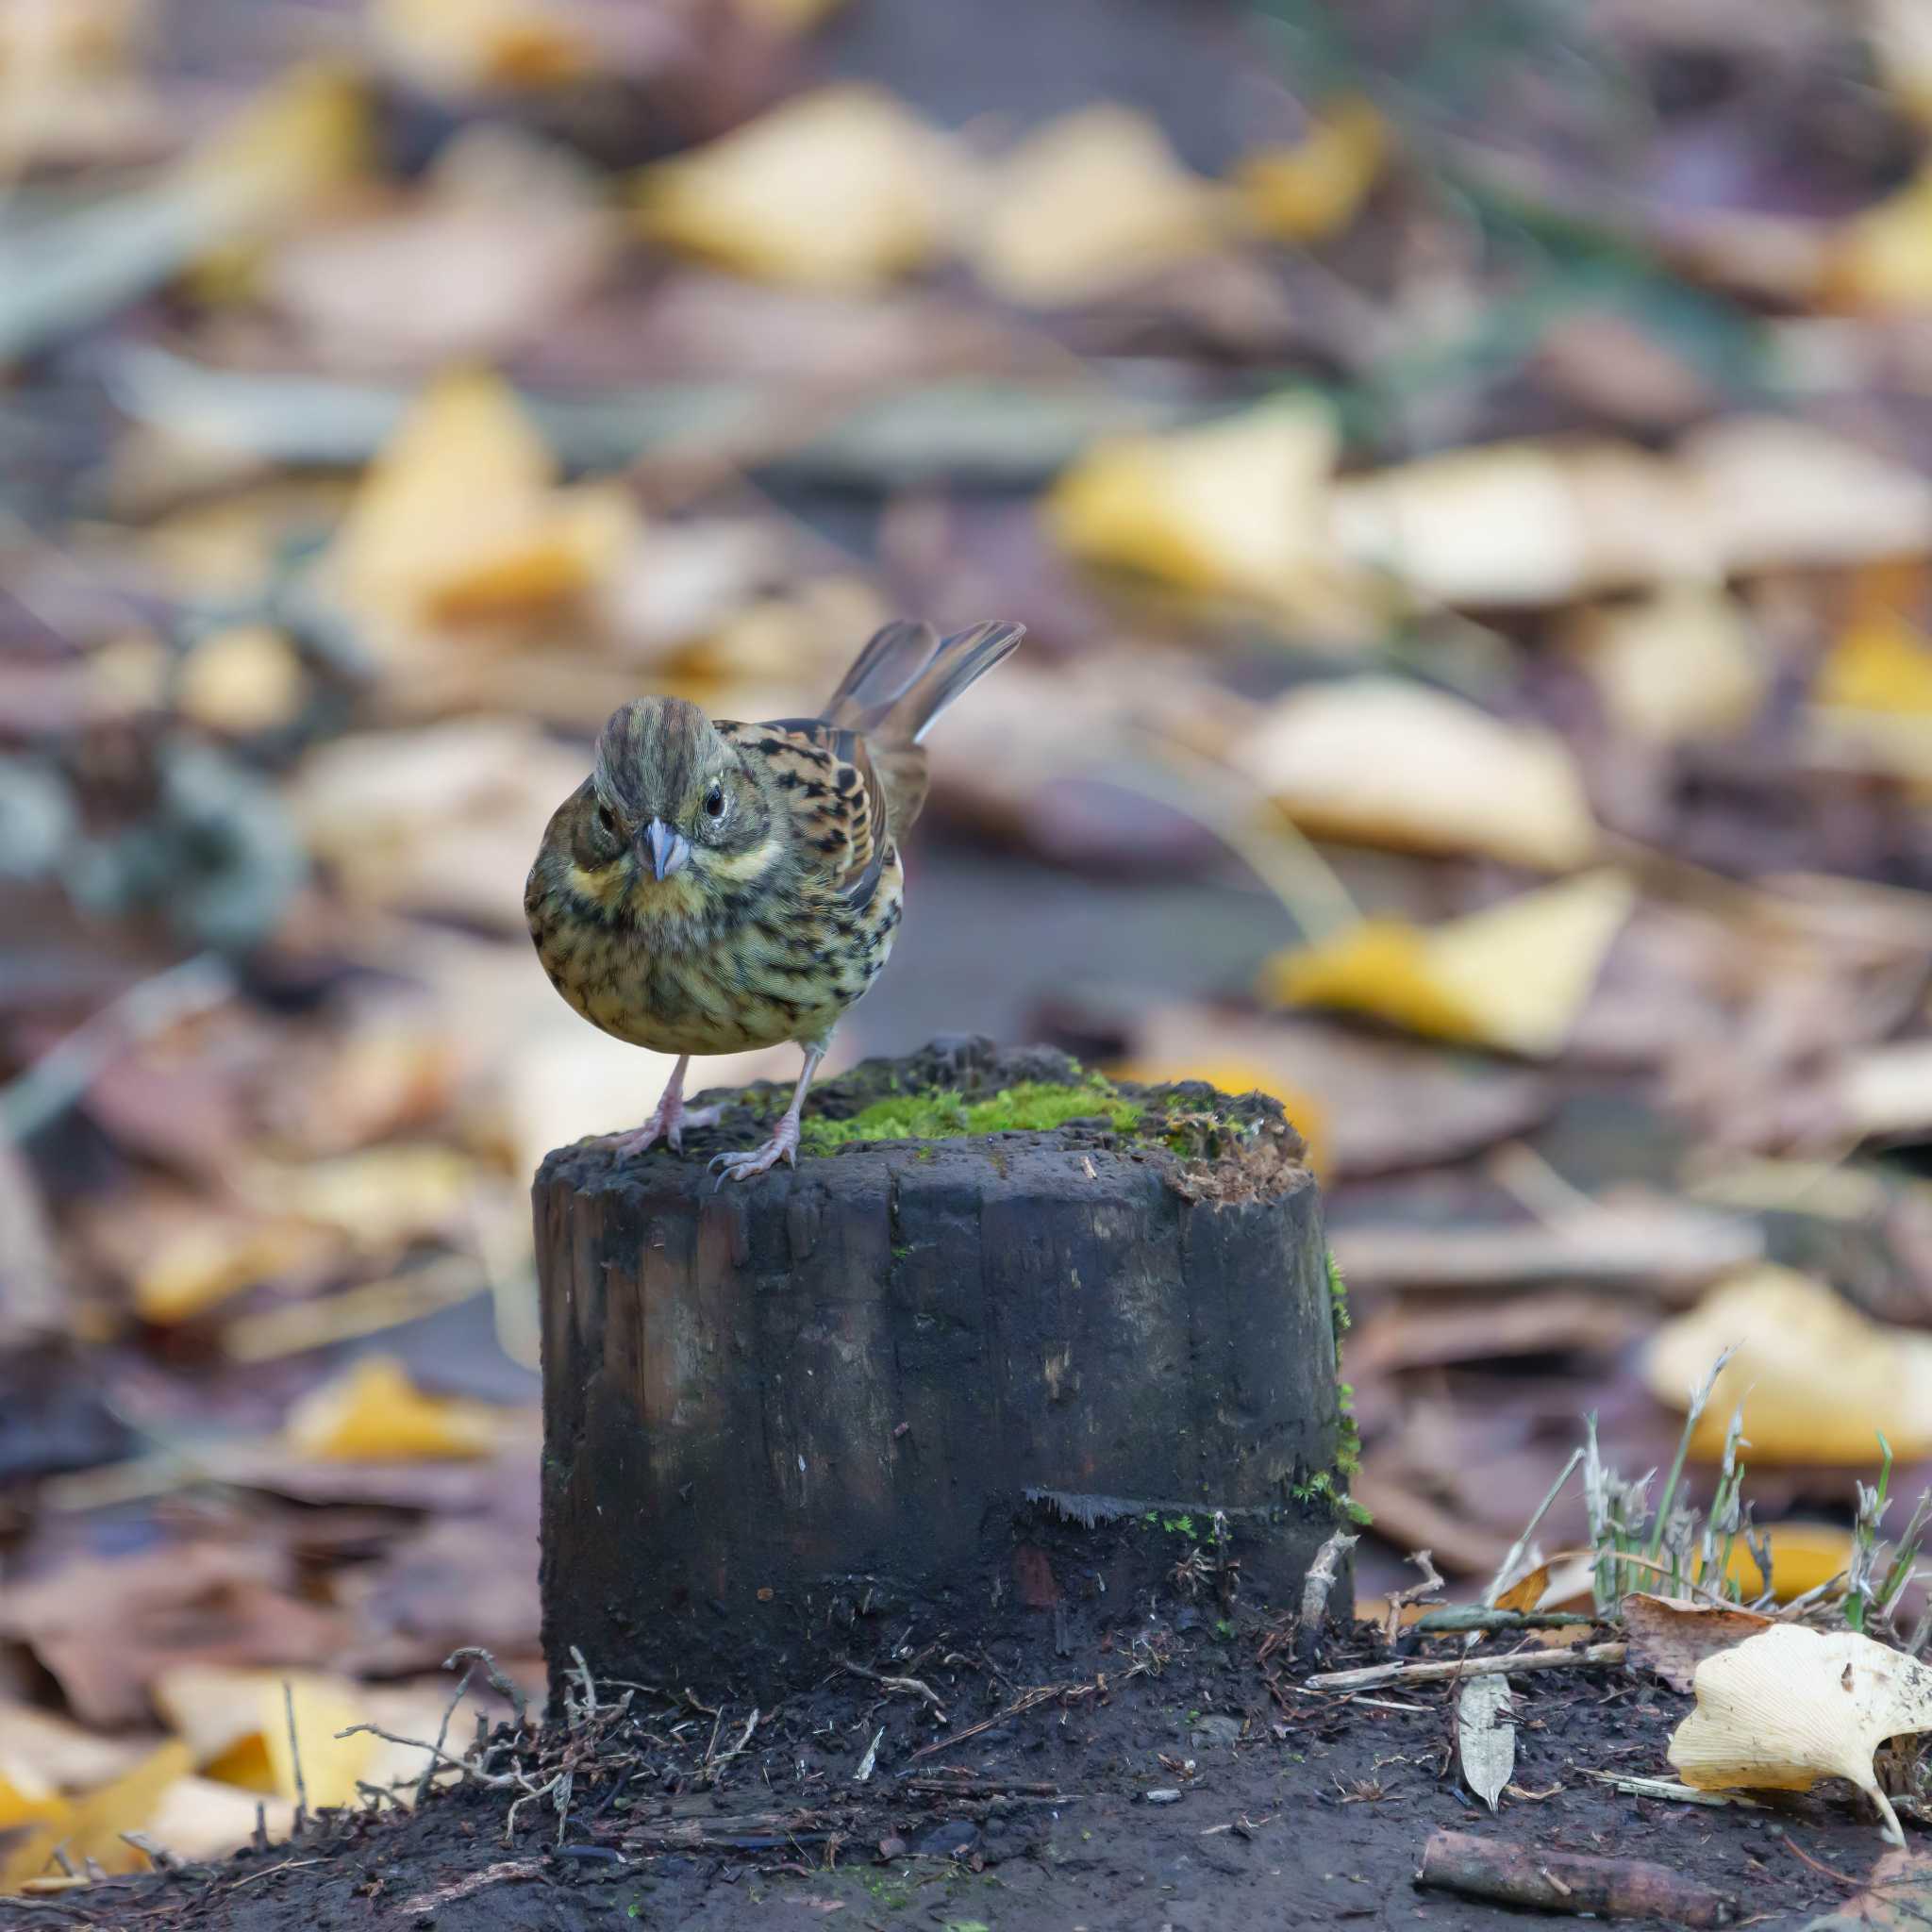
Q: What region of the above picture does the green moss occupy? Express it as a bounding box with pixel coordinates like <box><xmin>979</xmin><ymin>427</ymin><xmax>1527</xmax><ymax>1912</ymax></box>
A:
<box><xmin>798</xmin><ymin>1075</ymin><xmax>1141</xmax><ymax>1155</ymax></box>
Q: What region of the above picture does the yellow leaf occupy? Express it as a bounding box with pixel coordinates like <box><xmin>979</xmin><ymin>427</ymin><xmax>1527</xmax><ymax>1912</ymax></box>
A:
<box><xmin>1669</xmin><ymin>1624</ymin><xmax>1932</xmax><ymax>1843</ymax></box>
<box><xmin>175</xmin><ymin>624</ymin><xmax>307</xmax><ymax>735</ymax></box>
<box><xmin>0</xmin><ymin>1766</ymin><xmax>68</xmax><ymax>1834</ymax></box>
<box><xmin>134</xmin><ymin>1216</ymin><xmax>336</xmax><ymax>1326</ymax></box>
<box><xmin>731</xmin><ymin>0</ymin><xmax>848</xmax><ymax>28</ymax></box>
<box><xmin>242</xmin><ymin>1144</ymin><xmax>477</xmax><ymax>1251</ymax></box>
<box><xmin>1229</xmin><ymin>677</ymin><xmax>1600</xmax><ymax>871</ymax></box>
<box><xmin>0</xmin><ymin>1740</ymin><xmax>192</xmax><ymax>1890</ymax></box>
<box><xmin>970</xmin><ymin>105</ymin><xmax>1226</xmax><ymax>308</ymax></box>
<box><xmin>371</xmin><ymin>0</ymin><xmax>593</xmax><ymax>94</ymax></box>
<box><xmin>1646</xmin><ymin>1265</ymin><xmax>1932</xmax><ymax>1463</ymax></box>
<box><xmin>1046</xmin><ymin>395</ymin><xmax>1349</xmax><ymax>619</ymax></box>
<box><xmin>264</xmin><ymin>1675</ymin><xmax>375</xmax><ymax>1811</ymax></box>
<box><xmin>1816</xmin><ymin>609</ymin><xmax>1932</xmax><ymax>714</ymax></box>
<box><xmin>635</xmin><ymin>85</ymin><xmax>952</xmax><ymax>289</ymax></box>
<box><xmin>185</xmin><ymin>62</ymin><xmax>369</xmax><ymax>228</ymax></box>
<box><xmin>1108</xmin><ymin>1057</ymin><xmax>1329</xmax><ymax>1174</ymax></box>
<box><xmin>1236</xmin><ymin>96</ymin><xmax>1386</xmax><ymax>243</ymax></box>
<box><xmin>1828</xmin><ymin>160</ymin><xmax>1932</xmax><ymax>310</ymax></box>
<box><xmin>1566</xmin><ymin>585</ymin><xmax>1765</xmax><ymax>743</ymax></box>
<box><xmin>1717</xmin><ymin>1523</ymin><xmax>1855</xmax><ymax>1605</ymax></box>
<box><xmin>1260</xmin><ymin>871</ymin><xmax>1636</xmax><ymax>1058</ymax></box>
<box><xmin>145</xmin><ymin>1775</ymin><xmax>294</xmax><ymax>1863</ymax></box>
<box><xmin>285</xmin><ymin>1355</ymin><xmax>502</xmax><ymax>1461</ymax></box>
<box><xmin>326</xmin><ymin>369</ymin><xmax>635</xmax><ymax>625</ymax></box>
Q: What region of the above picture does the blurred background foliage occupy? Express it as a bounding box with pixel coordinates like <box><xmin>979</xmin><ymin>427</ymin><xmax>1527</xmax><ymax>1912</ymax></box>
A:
<box><xmin>3</xmin><ymin>0</ymin><xmax>1932</xmax><ymax>1883</ymax></box>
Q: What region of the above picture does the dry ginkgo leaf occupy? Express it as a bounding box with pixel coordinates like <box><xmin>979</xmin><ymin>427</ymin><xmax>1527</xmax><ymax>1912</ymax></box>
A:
<box><xmin>635</xmin><ymin>86</ymin><xmax>954</xmax><ymax>290</ymax></box>
<box><xmin>175</xmin><ymin>624</ymin><xmax>307</xmax><ymax>735</ymax></box>
<box><xmin>0</xmin><ymin>1740</ymin><xmax>192</xmax><ymax>1890</ymax></box>
<box><xmin>1260</xmin><ymin>871</ymin><xmax>1635</xmax><ymax>1058</ymax></box>
<box><xmin>1827</xmin><ymin>162</ymin><xmax>1932</xmax><ymax>312</ymax></box>
<box><xmin>1816</xmin><ymin>609</ymin><xmax>1932</xmax><ymax>716</ymax></box>
<box><xmin>970</xmin><ymin>105</ymin><xmax>1227</xmax><ymax>308</ymax></box>
<box><xmin>1331</xmin><ymin>436</ymin><xmax>1713</xmax><ymax>607</ymax></box>
<box><xmin>1838</xmin><ymin>1041</ymin><xmax>1932</xmax><ymax>1142</ymax></box>
<box><xmin>1457</xmin><ymin>1673</ymin><xmax>1515</xmax><ymax>1812</ymax></box>
<box><xmin>1046</xmin><ymin>395</ymin><xmax>1340</xmax><ymax>610</ymax></box>
<box><xmin>1565</xmin><ymin>586</ymin><xmax>1765</xmax><ymax>744</ymax></box>
<box><xmin>1724</xmin><ymin>1523</ymin><xmax>1857</xmax><ymax>1605</ymax></box>
<box><xmin>1228</xmin><ymin>678</ymin><xmax>1599</xmax><ymax>871</ymax></box>
<box><xmin>1645</xmin><ymin>1265</ymin><xmax>1932</xmax><ymax>1463</ymax></box>
<box><xmin>1236</xmin><ymin>96</ymin><xmax>1386</xmax><ymax>243</ymax></box>
<box><xmin>1623</xmin><ymin>1592</ymin><xmax>1774</xmax><ymax>1693</ymax></box>
<box><xmin>324</xmin><ymin>368</ymin><xmax>636</xmax><ymax>629</ymax></box>
<box><xmin>284</xmin><ymin>1355</ymin><xmax>505</xmax><ymax>1461</ymax></box>
<box><xmin>370</xmin><ymin>0</ymin><xmax>597</xmax><ymax>96</ymax></box>
<box><xmin>1669</xmin><ymin>1624</ymin><xmax>1932</xmax><ymax>1843</ymax></box>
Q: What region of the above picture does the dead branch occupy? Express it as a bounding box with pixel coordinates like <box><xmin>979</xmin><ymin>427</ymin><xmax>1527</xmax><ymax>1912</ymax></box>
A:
<box><xmin>1297</xmin><ymin>1528</ymin><xmax>1357</xmax><ymax>1661</ymax></box>
<box><xmin>1417</xmin><ymin>1829</ymin><xmax>1737</xmax><ymax>1925</ymax></box>
<box><xmin>841</xmin><ymin>1660</ymin><xmax>949</xmax><ymax>1720</ymax></box>
<box><xmin>1308</xmin><ymin>1641</ymin><xmax>1627</xmax><ymax>1693</ymax></box>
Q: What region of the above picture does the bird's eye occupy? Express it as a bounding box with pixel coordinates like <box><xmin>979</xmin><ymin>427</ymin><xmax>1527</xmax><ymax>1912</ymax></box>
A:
<box><xmin>704</xmin><ymin>785</ymin><xmax>726</xmax><ymax>819</ymax></box>
<box><xmin>595</xmin><ymin>803</ymin><xmax>616</xmax><ymax>833</ymax></box>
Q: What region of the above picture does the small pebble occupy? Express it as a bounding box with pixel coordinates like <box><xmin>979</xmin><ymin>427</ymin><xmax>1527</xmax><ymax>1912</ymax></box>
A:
<box><xmin>1145</xmin><ymin>1788</ymin><xmax>1183</xmax><ymax>1805</ymax></box>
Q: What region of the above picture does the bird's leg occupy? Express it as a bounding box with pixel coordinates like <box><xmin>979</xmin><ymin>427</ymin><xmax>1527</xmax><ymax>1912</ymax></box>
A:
<box><xmin>709</xmin><ymin>1044</ymin><xmax>824</xmax><ymax>1184</ymax></box>
<box><xmin>608</xmin><ymin>1054</ymin><xmax>724</xmax><ymax>1158</ymax></box>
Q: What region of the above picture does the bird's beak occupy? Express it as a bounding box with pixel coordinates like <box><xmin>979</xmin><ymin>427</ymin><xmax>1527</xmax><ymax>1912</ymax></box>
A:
<box><xmin>642</xmin><ymin>818</ymin><xmax>691</xmax><ymax>882</ymax></box>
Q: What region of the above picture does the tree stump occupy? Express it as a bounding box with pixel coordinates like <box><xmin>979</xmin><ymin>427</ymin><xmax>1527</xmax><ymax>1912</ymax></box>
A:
<box><xmin>534</xmin><ymin>1040</ymin><xmax>1350</xmax><ymax>1698</ymax></box>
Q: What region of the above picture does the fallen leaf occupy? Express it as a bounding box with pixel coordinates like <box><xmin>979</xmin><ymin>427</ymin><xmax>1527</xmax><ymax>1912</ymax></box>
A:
<box><xmin>1624</xmin><ymin>1593</ymin><xmax>1775</xmax><ymax>1693</ymax></box>
<box><xmin>144</xmin><ymin>1774</ymin><xmax>295</xmax><ymax>1863</ymax></box>
<box><xmin>1800</xmin><ymin>1844</ymin><xmax>1932</xmax><ymax>1930</ymax></box>
<box><xmin>1236</xmin><ymin>95</ymin><xmax>1385</xmax><ymax>243</ymax></box>
<box><xmin>0</xmin><ymin>1705</ymin><xmax>155</xmax><ymax>1793</ymax></box>
<box><xmin>1228</xmin><ymin>678</ymin><xmax>1599</xmax><ymax>870</ymax></box>
<box><xmin>267</xmin><ymin>125</ymin><xmax>615</xmax><ymax>368</ymax></box>
<box><xmin>1457</xmin><ymin>1673</ymin><xmax>1515</xmax><ymax>1812</ymax></box>
<box><xmin>1723</xmin><ymin>1524</ymin><xmax>1857</xmax><ymax>1604</ymax></box>
<box><xmin>1565</xmin><ymin>586</ymin><xmax>1767</xmax><ymax>744</ymax></box>
<box><xmin>1669</xmin><ymin>1624</ymin><xmax>1932</xmax><ymax>1842</ymax></box>
<box><xmin>970</xmin><ymin>105</ymin><xmax>1227</xmax><ymax>308</ymax></box>
<box><xmin>371</xmin><ymin>0</ymin><xmax>598</xmax><ymax>94</ymax></box>
<box><xmin>0</xmin><ymin>1543</ymin><xmax>350</xmax><ymax>1728</ymax></box>
<box><xmin>1045</xmin><ymin>395</ymin><xmax>1349</xmax><ymax>621</ymax></box>
<box><xmin>175</xmin><ymin>625</ymin><xmax>308</xmax><ymax>736</ymax></box>
<box><xmin>1646</xmin><ymin>1265</ymin><xmax>1932</xmax><ymax>1462</ymax></box>
<box><xmin>239</xmin><ymin>1144</ymin><xmax>480</xmax><ymax>1252</ymax></box>
<box><xmin>284</xmin><ymin>1355</ymin><xmax>505</xmax><ymax>1461</ymax></box>
<box><xmin>1838</xmin><ymin>1041</ymin><xmax>1932</xmax><ymax>1141</ymax></box>
<box><xmin>1262</xmin><ymin>871</ymin><xmax>1636</xmax><ymax>1058</ymax></box>
<box><xmin>0</xmin><ymin>1740</ymin><xmax>192</xmax><ymax>1890</ymax></box>
<box><xmin>1829</xmin><ymin>162</ymin><xmax>1932</xmax><ymax>312</ymax></box>
<box><xmin>635</xmin><ymin>85</ymin><xmax>954</xmax><ymax>290</ymax></box>
<box><xmin>323</xmin><ymin>368</ymin><xmax>637</xmax><ymax>629</ymax></box>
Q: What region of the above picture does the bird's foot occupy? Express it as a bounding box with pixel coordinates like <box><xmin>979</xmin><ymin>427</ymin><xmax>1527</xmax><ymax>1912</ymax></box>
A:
<box><xmin>608</xmin><ymin>1100</ymin><xmax>724</xmax><ymax>1159</ymax></box>
<box><xmin>708</xmin><ymin>1113</ymin><xmax>801</xmax><ymax>1185</ymax></box>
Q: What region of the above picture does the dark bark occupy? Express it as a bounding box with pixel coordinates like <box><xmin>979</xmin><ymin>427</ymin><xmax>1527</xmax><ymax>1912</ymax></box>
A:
<box><xmin>534</xmin><ymin>1041</ymin><xmax>1344</xmax><ymax>1700</ymax></box>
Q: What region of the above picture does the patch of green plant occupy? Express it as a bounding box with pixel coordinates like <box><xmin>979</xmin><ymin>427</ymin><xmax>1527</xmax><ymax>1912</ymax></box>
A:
<box><xmin>800</xmin><ymin>1075</ymin><xmax>1141</xmax><ymax>1154</ymax></box>
<box><xmin>1291</xmin><ymin>1467</ymin><xmax>1370</xmax><ymax>1528</ymax></box>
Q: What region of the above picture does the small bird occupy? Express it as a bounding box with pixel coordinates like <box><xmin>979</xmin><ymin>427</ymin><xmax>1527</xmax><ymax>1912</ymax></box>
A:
<box><xmin>525</xmin><ymin>619</ymin><xmax>1024</xmax><ymax>1181</ymax></box>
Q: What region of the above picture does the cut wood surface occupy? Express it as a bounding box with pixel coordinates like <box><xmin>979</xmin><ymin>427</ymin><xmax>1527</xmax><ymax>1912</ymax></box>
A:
<box><xmin>534</xmin><ymin>1041</ymin><xmax>1344</xmax><ymax>1696</ymax></box>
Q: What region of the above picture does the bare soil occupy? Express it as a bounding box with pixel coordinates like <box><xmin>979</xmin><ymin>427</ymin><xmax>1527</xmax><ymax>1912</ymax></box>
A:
<box><xmin>7</xmin><ymin>1624</ymin><xmax>1865</xmax><ymax>1932</ymax></box>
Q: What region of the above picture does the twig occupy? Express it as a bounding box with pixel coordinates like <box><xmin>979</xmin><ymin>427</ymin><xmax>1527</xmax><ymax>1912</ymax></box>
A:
<box><xmin>1307</xmin><ymin>1642</ymin><xmax>1627</xmax><ymax>1693</ymax></box>
<box><xmin>1482</xmin><ymin>1447</ymin><xmax>1585</xmax><ymax>1612</ymax></box>
<box><xmin>117</xmin><ymin>1833</ymin><xmax>181</xmax><ymax>1874</ymax></box>
<box><xmin>1588</xmin><ymin>1773</ymin><xmax>1761</xmax><ymax>1809</ymax></box>
<box><xmin>225</xmin><ymin>1858</ymin><xmax>325</xmax><ymax>1892</ymax></box>
<box><xmin>568</xmin><ymin>1646</ymin><xmax>599</xmax><ymax>1720</ymax></box>
<box><xmin>841</xmin><ymin>1661</ymin><xmax>948</xmax><ymax>1721</ymax></box>
<box><xmin>444</xmin><ymin>1646</ymin><xmax>530</xmax><ymax>1736</ymax></box>
<box><xmin>419</xmin><ymin>1663</ymin><xmax>475</xmax><ymax>1807</ymax></box>
<box><xmin>1386</xmin><ymin>1550</ymin><xmax>1445</xmax><ymax>1641</ymax></box>
<box><xmin>904</xmin><ymin>1684</ymin><xmax>1061</xmax><ymax>1765</ymax></box>
<box><xmin>282</xmin><ymin>1681</ymin><xmax>308</xmax><ymax>1836</ymax></box>
<box><xmin>1783</xmin><ymin>1833</ymin><xmax>1859</xmax><ymax>1888</ymax></box>
<box><xmin>1418</xmin><ymin>1829</ymin><xmax>1736</xmax><ymax>1926</ymax></box>
<box><xmin>1413</xmin><ymin>1608</ymin><xmax>1596</xmax><ymax>1635</ymax></box>
<box><xmin>902</xmin><ymin>1776</ymin><xmax>1065</xmax><ymax>1798</ymax></box>
<box><xmin>702</xmin><ymin>1707</ymin><xmax>760</xmax><ymax>1786</ymax></box>
<box><xmin>1297</xmin><ymin>1529</ymin><xmax>1357</xmax><ymax>1660</ymax></box>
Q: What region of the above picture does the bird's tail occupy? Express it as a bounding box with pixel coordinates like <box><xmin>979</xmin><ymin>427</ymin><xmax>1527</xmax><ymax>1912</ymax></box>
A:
<box><xmin>822</xmin><ymin>619</ymin><xmax>1024</xmax><ymax>746</ymax></box>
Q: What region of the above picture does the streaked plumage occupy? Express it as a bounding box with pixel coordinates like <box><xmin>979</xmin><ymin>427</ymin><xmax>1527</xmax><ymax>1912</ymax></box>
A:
<box><xmin>525</xmin><ymin>618</ymin><xmax>1024</xmax><ymax>1179</ymax></box>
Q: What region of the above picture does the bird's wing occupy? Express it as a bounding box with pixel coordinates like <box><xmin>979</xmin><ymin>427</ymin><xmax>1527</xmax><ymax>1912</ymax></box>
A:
<box><xmin>723</xmin><ymin>718</ymin><xmax>891</xmax><ymax>912</ymax></box>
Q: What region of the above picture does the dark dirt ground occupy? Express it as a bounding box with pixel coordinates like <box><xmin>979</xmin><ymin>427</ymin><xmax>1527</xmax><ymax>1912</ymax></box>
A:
<box><xmin>4</xmin><ymin>1624</ymin><xmax>1867</xmax><ymax>1932</ymax></box>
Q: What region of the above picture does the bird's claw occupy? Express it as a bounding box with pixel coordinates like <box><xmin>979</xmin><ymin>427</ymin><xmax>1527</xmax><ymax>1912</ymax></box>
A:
<box><xmin>609</xmin><ymin>1101</ymin><xmax>724</xmax><ymax>1161</ymax></box>
<box><xmin>708</xmin><ymin>1121</ymin><xmax>801</xmax><ymax>1186</ymax></box>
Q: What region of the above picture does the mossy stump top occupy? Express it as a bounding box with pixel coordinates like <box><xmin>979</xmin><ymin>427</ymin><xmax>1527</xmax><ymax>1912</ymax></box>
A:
<box><xmin>534</xmin><ymin>1039</ymin><xmax>1347</xmax><ymax>1700</ymax></box>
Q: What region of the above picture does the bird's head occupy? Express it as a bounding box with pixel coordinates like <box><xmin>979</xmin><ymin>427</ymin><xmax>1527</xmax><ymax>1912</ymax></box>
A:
<box><xmin>571</xmin><ymin>697</ymin><xmax>772</xmax><ymax>906</ymax></box>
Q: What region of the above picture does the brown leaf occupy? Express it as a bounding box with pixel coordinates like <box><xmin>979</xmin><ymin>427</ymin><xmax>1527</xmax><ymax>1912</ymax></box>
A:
<box><xmin>1624</xmin><ymin>1592</ymin><xmax>1774</xmax><ymax>1694</ymax></box>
